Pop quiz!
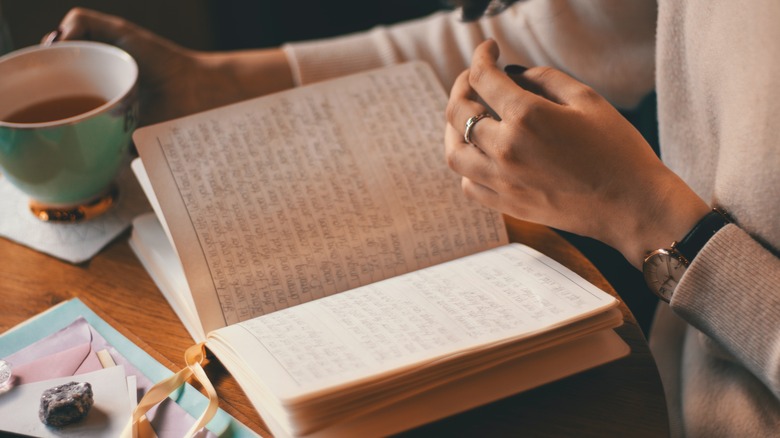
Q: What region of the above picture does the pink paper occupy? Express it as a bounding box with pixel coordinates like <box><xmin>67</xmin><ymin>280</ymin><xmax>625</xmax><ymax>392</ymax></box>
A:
<box><xmin>2</xmin><ymin>317</ymin><xmax>218</xmax><ymax>438</ymax></box>
<box><xmin>10</xmin><ymin>342</ymin><xmax>102</xmax><ymax>384</ymax></box>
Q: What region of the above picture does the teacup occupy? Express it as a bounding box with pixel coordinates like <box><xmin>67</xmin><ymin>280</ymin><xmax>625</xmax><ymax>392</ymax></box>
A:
<box><xmin>0</xmin><ymin>41</ymin><xmax>138</xmax><ymax>221</ymax></box>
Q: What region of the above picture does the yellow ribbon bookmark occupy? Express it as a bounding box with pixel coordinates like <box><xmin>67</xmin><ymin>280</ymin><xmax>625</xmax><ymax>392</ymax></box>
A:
<box><xmin>121</xmin><ymin>343</ymin><xmax>219</xmax><ymax>438</ymax></box>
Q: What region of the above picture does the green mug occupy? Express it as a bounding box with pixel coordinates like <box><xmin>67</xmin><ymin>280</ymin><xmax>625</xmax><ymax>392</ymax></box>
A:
<box><xmin>0</xmin><ymin>41</ymin><xmax>138</xmax><ymax>220</ymax></box>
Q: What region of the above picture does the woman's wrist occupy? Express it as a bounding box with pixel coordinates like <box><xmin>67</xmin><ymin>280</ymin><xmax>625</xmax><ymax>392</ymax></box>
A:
<box><xmin>620</xmin><ymin>173</ymin><xmax>711</xmax><ymax>269</ymax></box>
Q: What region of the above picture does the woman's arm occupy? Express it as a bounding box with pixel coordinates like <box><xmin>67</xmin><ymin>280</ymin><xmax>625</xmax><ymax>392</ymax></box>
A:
<box><xmin>445</xmin><ymin>40</ymin><xmax>710</xmax><ymax>269</ymax></box>
<box><xmin>447</xmin><ymin>39</ymin><xmax>780</xmax><ymax>400</ymax></box>
<box><xmin>673</xmin><ymin>225</ymin><xmax>780</xmax><ymax>397</ymax></box>
<box><xmin>57</xmin><ymin>1</ymin><xmax>657</xmax><ymax>125</ymax></box>
<box><xmin>57</xmin><ymin>8</ymin><xmax>294</xmax><ymax>125</ymax></box>
<box><xmin>285</xmin><ymin>0</ymin><xmax>657</xmax><ymax>108</ymax></box>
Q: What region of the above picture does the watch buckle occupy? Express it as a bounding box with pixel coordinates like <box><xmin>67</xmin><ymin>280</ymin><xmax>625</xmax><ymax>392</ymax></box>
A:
<box><xmin>668</xmin><ymin>241</ymin><xmax>690</xmax><ymax>266</ymax></box>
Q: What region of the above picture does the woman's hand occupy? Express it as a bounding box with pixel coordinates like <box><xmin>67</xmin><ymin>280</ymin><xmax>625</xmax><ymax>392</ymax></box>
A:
<box><xmin>54</xmin><ymin>8</ymin><xmax>293</xmax><ymax>125</ymax></box>
<box><xmin>445</xmin><ymin>40</ymin><xmax>710</xmax><ymax>267</ymax></box>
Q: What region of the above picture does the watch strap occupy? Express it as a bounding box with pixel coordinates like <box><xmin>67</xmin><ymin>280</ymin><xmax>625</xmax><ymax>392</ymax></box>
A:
<box><xmin>675</xmin><ymin>209</ymin><xmax>730</xmax><ymax>264</ymax></box>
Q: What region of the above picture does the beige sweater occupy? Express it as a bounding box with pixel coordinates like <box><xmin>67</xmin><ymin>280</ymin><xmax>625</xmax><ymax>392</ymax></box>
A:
<box><xmin>284</xmin><ymin>1</ymin><xmax>780</xmax><ymax>436</ymax></box>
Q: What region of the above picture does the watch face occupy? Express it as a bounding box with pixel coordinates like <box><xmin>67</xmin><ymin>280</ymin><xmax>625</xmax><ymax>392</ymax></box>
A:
<box><xmin>643</xmin><ymin>249</ymin><xmax>687</xmax><ymax>302</ymax></box>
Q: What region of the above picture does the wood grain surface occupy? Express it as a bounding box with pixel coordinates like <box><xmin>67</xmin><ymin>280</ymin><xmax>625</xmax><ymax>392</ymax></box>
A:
<box><xmin>0</xmin><ymin>215</ymin><xmax>669</xmax><ymax>437</ymax></box>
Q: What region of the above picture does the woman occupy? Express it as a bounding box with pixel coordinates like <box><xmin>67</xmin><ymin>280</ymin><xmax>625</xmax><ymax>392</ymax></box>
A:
<box><xmin>54</xmin><ymin>1</ymin><xmax>780</xmax><ymax>435</ymax></box>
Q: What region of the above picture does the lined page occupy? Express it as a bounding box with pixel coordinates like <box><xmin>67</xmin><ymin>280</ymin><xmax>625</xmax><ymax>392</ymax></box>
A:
<box><xmin>209</xmin><ymin>243</ymin><xmax>618</xmax><ymax>400</ymax></box>
<box><xmin>134</xmin><ymin>62</ymin><xmax>507</xmax><ymax>333</ymax></box>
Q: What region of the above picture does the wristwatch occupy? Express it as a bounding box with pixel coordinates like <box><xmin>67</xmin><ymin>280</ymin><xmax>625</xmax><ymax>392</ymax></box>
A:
<box><xmin>643</xmin><ymin>209</ymin><xmax>730</xmax><ymax>302</ymax></box>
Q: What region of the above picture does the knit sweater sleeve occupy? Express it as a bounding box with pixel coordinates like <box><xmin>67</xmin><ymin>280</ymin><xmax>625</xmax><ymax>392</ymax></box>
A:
<box><xmin>282</xmin><ymin>0</ymin><xmax>657</xmax><ymax>109</ymax></box>
<box><xmin>672</xmin><ymin>224</ymin><xmax>780</xmax><ymax>397</ymax></box>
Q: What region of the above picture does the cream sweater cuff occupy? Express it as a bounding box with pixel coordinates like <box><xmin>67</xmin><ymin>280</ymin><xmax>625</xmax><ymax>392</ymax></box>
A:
<box><xmin>282</xmin><ymin>27</ymin><xmax>401</xmax><ymax>86</ymax></box>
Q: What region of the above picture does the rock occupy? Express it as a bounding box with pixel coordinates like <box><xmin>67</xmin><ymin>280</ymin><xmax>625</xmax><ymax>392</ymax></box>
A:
<box><xmin>39</xmin><ymin>381</ymin><xmax>94</xmax><ymax>427</ymax></box>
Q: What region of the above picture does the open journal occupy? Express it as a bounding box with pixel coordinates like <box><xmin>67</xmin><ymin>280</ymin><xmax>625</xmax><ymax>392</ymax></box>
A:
<box><xmin>129</xmin><ymin>61</ymin><xmax>629</xmax><ymax>437</ymax></box>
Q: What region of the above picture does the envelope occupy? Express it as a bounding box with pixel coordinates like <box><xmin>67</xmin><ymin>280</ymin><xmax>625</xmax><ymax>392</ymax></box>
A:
<box><xmin>1</xmin><ymin>317</ymin><xmax>221</xmax><ymax>438</ymax></box>
<box><xmin>0</xmin><ymin>365</ymin><xmax>133</xmax><ymax>437</ymax></box>
<box><xmin>4</xmin><ymin>315</ymin><xmax>97</xmax><ymax>366</ymax></box>
<box><xmin>10</xmin><ymin>342</ymin><xmax>103</xmax><ymax>385</ymax></box>
<box><xmin>4</xmin><ymin>317</ymin><xmax>149</xmax><ymax>393</ymax></box>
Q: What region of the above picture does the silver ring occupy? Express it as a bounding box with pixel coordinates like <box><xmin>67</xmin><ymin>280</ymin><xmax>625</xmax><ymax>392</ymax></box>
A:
<box><xmin>464</xmin><ymin>113</ymin><xmax>491</xmax><ymax>145</ymax></box>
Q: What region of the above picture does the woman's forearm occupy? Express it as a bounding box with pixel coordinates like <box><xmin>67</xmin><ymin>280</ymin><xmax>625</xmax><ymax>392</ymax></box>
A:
<box><xmin>196</xmin><ymin>48</ymin><xmax>295</xmax><ymax>104</ymax></box>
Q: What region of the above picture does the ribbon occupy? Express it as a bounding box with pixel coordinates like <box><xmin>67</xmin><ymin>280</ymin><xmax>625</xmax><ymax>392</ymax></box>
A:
<box><xmin>122</xmin><ymin>343</ymin><xmax>219</xmax><ymax>438</ymax></box>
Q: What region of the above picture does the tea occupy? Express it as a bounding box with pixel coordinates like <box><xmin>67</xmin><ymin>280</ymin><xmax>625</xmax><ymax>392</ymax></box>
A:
<box><xmin>0</xmin><ymin>42</ymin><xmax>138</xmax><ymax>213</ymax></box>
<box><xmin>3</xmin><ymin>95</ymin><xmax>107</xmax><ymax>124</ymax></box>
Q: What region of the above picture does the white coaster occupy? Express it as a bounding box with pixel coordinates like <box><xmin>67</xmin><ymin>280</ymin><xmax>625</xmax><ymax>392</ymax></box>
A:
<box><xmin>0</xmin><ymin>166</ymin><xmax>151</xmax><ymax>263</ymax></box>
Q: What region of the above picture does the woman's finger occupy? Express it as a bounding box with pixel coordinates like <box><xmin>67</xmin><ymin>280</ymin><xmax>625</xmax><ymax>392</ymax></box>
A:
<box><xmin>40</xmin><ymin>29</ymin><xmax>60</xmax><ymax>46</ymax></box>
<box><xmin>471</xmin><ymin>40</ymin><xmax>597</xmax><ymax>113</ymax></box>
<box><xmin>461</xmin><ymin>177</ymin><xmax>500</xmax><ymax>209</ymax></box>
<box><xmin>57</xmin><ymin>8</ymin><xmax>153</xmax><ymax>47</ymax></box>
<box><xmin>446</xmin><ymin>70</ymin><xmax>500</xmax><ymax>152</ymax></box>
<box><xmin>446</xmin><ymin>120</ymin><xmax>505</xmax><ymax>214</ymax></box>
<box><xmin>517</xmin><ymin>66</ymin><xmax>599</xmax><ymax>106</ymax></box>
<box><xmin>468</xmin><ymin>40</ymin><xmax>561</xmax><ymax>124</ymax></box>
<box><xmin>59</xmin><ymin>8</ymin><xmax>118</xmax><ymax>41</ymax></box>
<box><xmin>444</xmin><ymin>123</ymin><xmax>496</xmax><ymax>188</ymax></box>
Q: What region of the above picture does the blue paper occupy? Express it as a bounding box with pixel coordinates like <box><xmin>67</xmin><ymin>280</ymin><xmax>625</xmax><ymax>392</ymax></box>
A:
<box><xmin>0</xmin><ymin>298</ymin><xmax>258</xmax><ymax>437</ymax></box>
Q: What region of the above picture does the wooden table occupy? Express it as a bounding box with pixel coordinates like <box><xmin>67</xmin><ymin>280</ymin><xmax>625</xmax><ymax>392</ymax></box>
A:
<box><xmin>0</xmin><ymin>215</ymin><xmax>669</xmax><ymax>437</ymax></box>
